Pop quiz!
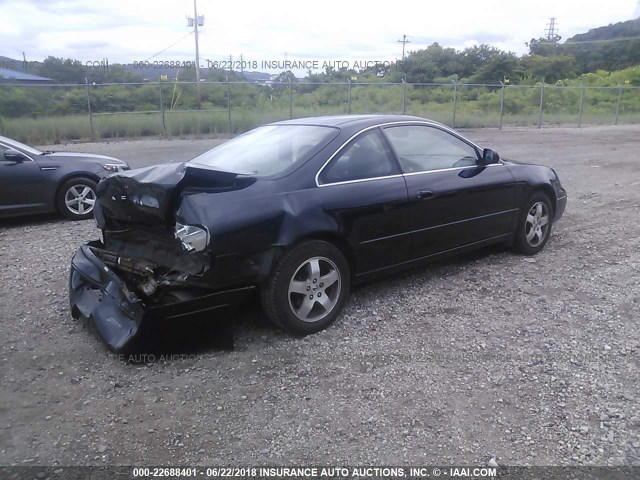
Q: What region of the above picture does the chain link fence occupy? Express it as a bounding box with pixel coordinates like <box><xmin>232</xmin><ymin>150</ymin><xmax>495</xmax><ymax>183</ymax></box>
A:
<box><xmin>1</xmin><ymin>79</ymin><xmax>639</xmax><ymax>144</ymax></box>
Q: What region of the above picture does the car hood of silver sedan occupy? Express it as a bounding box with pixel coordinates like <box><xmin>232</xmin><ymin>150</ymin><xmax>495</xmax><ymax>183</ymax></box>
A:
<box><xmin>42</xmin><ymin>151</ymin><xmax>126</xmax><ymax>163</ymax></box>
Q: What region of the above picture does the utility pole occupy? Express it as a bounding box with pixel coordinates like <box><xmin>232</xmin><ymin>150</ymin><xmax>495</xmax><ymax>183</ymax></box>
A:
<box><xmin>397</xmin><ymin>34</ymin><xmax>411</xmax><ymax>60</ymax></box>
<box><xmin>545</xmin><ymin>17</ymin><xmax>560</xmax><ymax>42</ymax></box>
<box><xmin>187</xmin><ymin>0</ymin><xmax>204</xmax><ymax>108</ymax></box>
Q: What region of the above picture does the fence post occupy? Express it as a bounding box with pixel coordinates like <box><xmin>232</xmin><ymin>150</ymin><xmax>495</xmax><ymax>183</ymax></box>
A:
<box><xmin>288</xmin><ymin>77</ymin><xmax>293</xmax><ymax>119</ymax></box>
<box><xmin>578</xmin><ymin>84</ymin><xmax>585</xmax><ymax>128</ymax></box>
<box><xmin>451</xmin><ymin>80</ymin><xmax>458</xmax><ymax>128</ymax></box>
<box><xmin>85</xmin><ymin>77</ymin><xmax>94</xmax><ymax>141</ymax></box>
<box><xmin>158</xmin><ymin>77</ymin><xmax>167</xmax><ymax>137</ymax></box>
<box><xmin>614</xmin><ymin>85</ymin><xmax>623</xmax><ymax>126</ymax></box>
<box><xmin>347</xmin><ymin>78</ymin><xmax>352</xmax><ymax>114</ymax></box>
<box><xmin>402</xmin><ymin>75</ymin><xmax>407</xmax><ymax>114</ymax></box>
<box><xmin>499</xmin><ymin>81</ymin><xmax>505</xmax><ymax>130</ymax></box>
<box><xmin>538</xmin><ymin>83</ymin><xmax>544</xmax><ymax>129</ymax></box>
<box><xmin>226</xmin><ymin>76</ymin><xmax>232</xmax><ymax>136</ymax></box>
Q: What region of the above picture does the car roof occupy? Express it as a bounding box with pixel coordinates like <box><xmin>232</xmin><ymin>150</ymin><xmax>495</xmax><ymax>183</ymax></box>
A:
<box><xmin>270</xmin><ymin>114</ymin><xmax>443</xmax><ymax>129</ymax></box>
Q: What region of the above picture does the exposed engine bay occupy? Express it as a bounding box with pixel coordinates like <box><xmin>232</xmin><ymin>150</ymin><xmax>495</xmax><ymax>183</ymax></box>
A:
<box><xmin>96</xmin><ymin>227</ymin><xmax>211</xmax><ymax>300</ymax></box>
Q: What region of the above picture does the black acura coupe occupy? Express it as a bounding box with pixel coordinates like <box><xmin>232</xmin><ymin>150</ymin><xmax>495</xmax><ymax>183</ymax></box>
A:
<box><xmin>69</xmin><ymin>115</ymin><xmax>567</xmax><ymax>352</ymax></box>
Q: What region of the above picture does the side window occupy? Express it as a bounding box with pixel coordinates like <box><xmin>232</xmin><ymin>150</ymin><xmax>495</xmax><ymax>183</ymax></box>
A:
<box><xmin>383</xmin><ymin>125</ymin><xmax>479</xmax><ymax>173</ymax></box>
<box><xmin>0</xmin><ymin>145</ymin><xmax>8</xmax><ymax>162</ymax></box>
<box><xmin>319</xmin><ymin>129</ymin><xmax>399</xmax><ymax>184</ymax></box>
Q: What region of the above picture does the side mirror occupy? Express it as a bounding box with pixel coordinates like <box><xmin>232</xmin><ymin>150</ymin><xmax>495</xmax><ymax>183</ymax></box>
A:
<box><xmin>482</xmin><ymin>148</ymin><xmax>500</xmax><ymax>165</ymax></box>
<box><xmin>4</xmin><ymin>149</ymin><xmax>26</xmax><ymax>162</ymax></box>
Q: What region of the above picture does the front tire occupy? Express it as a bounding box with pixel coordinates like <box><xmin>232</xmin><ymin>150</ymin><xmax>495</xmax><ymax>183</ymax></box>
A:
<box><xmin>56</xmin><ymin>177</ymin><xmax>98</xmax><ymax>220</ymax></box>
<box><xmin>514</xmin><ymin>192</ymin><xmax>553</xmax><ymax>255</ymax></box>
<box><xmin>261</xmin><ymin>240</ymin><xmax>350</xmax><ymax>336</ymax></box>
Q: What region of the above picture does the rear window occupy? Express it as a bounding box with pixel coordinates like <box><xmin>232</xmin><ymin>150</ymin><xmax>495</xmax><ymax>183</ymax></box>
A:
<box><xmin>189</xmin><ymin>125</ymin><xmax>339</xmax><ymax>177</ymax></box>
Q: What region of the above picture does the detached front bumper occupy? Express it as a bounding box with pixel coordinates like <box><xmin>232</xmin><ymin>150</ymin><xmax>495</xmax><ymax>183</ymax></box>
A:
<box><xmin>69</xmin><ymin>240</ymin><xmax>255</xmax><ymax>353</ymax></box>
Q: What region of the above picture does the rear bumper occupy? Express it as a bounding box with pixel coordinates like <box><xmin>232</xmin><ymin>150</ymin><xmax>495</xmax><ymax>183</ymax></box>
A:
<box><xmin>69</xmin><ymin>240</ymin><xmax>255</xmax><ymax>353</ymax></box>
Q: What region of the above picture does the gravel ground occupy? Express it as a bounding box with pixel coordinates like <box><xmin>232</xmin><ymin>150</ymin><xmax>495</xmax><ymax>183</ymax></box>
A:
<box><xmin>1</xmin><ymin>126</ymin><xmax>639</xmax><ymax>467</ymax></box>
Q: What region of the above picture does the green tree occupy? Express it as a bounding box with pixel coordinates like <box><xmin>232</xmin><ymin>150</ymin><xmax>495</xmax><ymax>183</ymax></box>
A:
<box><xmin>459</xmin><ymin>44</ymin><xmax>503</xmax><ymax>77</ymax></box>
<box><xmin>37</xmin><ymin>56</ymin><xmax>87</xmax><ymax>83</ymax></box>
<box><xmin>471</xmin><ymin>52</ymin><xmax>522</xmax><ymax>84</ymax></box>
<box><xmin>527</xmin><ymin>37</ymin><xmax>562</xmax><ymax>56</ymax></box>
<box><xmin>521</xmin><ymin>54</ymin><xmax>578</xmax><ymax>83</ymax></box>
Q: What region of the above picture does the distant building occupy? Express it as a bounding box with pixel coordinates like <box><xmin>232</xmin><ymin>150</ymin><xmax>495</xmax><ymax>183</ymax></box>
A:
<box><xmin>0</xmin><ymin>68</ymin><xmax>54</xmax><ymax>84</ymax></box>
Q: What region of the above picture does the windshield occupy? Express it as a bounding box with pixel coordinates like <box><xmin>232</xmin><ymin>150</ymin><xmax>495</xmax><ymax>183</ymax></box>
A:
<box><xmin>189</xmin><ymin>125</ymin><xmax>339</xmax><ymax>177</ymax></box>
<box><xmin>0</xmin><ymin>136</ymin><xmax>43</xmax><ymax>156</ymax></box>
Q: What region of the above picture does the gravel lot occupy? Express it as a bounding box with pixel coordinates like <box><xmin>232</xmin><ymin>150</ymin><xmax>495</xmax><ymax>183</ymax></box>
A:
<box><xmin>1</xmin><ymin>126</ymin><xmax>639</xmax><ymax>467</ymax></box>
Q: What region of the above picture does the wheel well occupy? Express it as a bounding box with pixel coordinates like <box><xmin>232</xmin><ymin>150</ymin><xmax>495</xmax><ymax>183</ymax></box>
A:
<box><xmin>292</xmin><ymin>233</ymin><xmax>355</xmax><ymax>273</ymax></box>
<box><xmin>537</xmin><ymin>185</ymin><xmax>557</xmax><ymax>217</ymax></box>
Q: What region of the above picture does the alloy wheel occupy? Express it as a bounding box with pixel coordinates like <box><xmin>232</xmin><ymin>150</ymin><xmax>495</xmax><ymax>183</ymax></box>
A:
<box><xmin>525</xmin><ymin>201</ymin><xmax>549</xmax><ymax>248</ymax></box>
<box><xmin>287</xmin><ymin>256</ymin><xmax>341</xmax><ymax>323</ymax></box>
<box><xmin>64</xmin><ymin>184</ymin><xmax>96</xmax><ymax>216</ymax></box>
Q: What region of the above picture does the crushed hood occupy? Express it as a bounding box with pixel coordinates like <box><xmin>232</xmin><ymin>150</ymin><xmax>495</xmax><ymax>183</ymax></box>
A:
<box><xmin>94</xmin><ymin>162</ymin><xmax>256</xmax><ymax>228</ymax></box>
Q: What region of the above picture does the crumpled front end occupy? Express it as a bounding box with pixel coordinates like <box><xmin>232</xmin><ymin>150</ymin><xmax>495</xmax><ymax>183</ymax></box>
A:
<box><xmin>69</xmin><ymin>163</ymin><xmax>259</xmax><ymax>352</ymax></box>
<box><xmin>69</xmin><ymin>240</ymin><xmax>146</xmax><ymax>353</ymax></box>
<box><xmin>69</xmin><ymin>240</ymin><xmax>255</xmax><ymax>352</ymax></box>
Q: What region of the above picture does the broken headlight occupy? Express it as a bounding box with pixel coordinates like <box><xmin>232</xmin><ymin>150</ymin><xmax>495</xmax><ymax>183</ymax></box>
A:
<box><xmin>174</xmin><ymin>223</ymin><xmax>210</xmax><ymax>252</ymax></box>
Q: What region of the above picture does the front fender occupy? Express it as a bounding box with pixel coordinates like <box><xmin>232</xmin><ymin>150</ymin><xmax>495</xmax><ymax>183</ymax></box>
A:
<box><xmin>505</xmin><ymin>163</ymin><xmax>566</xmax><ymax>220</ymax></box>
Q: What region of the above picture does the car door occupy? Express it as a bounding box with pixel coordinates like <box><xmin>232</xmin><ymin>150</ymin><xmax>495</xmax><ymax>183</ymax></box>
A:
<box><xmin>0</xmin><ymin>144</ymin><xmax>45</xmax><ymax>215</ymax></box>
<box><xmin>316</xmin><ymin>127</ymin><xmax>412</xmax><ymax>274</ymax></box>
<box><xmin>381</xmin><ymin>124</ymin><xmax>517</xmax><ymax>259</ymax></box>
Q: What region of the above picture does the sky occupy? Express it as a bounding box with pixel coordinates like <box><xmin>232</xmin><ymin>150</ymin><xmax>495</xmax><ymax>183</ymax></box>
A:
<box><xmin>0</xmin><ymin>0</ymin><xmax>638</xmax><ymax>75</ymax></box>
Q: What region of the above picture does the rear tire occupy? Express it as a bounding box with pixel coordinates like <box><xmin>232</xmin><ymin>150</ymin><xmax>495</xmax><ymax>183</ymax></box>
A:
<box><xmin>514</xmin><ymin>192</ymin><xmax>553</xmax><ymax>255</ymax></box>
<box><xmin>56</xmin><ymin>177</ymin><xmax>98</xmax><ymax>220</ymax></box>
<box><xmin>260</xmin><ymin>240</ymin><xmax>350</xmax><ymax>336</ymax></box>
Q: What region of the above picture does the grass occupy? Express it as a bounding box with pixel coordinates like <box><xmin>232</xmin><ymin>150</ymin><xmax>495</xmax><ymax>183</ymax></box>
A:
<box><xmin>1</xmin><ymin>105</ymin><xmax>639</xmax><ymax>145</ymax></box>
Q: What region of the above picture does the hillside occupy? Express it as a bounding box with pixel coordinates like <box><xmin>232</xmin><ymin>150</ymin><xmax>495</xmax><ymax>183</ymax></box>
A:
<box><xmin>560</xmin><ymin>18</ymin><xmax>640</xmax><ymax>72</ymax></box>
<box><xmin>567</xmin><ymin>17</ymin><xmax>640</xmax><ymax>42</ymax></box>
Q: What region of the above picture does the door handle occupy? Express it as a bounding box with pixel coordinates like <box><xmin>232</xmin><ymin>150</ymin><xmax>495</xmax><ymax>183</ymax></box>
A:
<box><xmin>417</xmin><ymin>189</ymin><xmax>435</xmax><ymax>200</ymax></box>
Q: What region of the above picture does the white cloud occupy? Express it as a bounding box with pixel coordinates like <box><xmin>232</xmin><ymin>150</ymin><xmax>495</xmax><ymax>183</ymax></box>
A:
<box><xmin>0</xmin><ymin>0</ymin><xmax>636</xmax><ymax>73</ymax></box>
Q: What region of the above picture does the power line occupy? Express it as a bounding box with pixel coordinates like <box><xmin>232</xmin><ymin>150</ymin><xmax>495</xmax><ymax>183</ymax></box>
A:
<box><xmin>144</xmin><ymin>31</ymin><xmax>194</xmax><ymax>62</ymax></box>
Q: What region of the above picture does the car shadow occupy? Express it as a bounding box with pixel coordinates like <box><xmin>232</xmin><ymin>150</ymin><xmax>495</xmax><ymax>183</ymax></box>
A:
<box><xmin>119</xmin><ymin>293</ymin><xmax>269</xmax><ymax>362</ymax></box>
<box><xmin>115</xmin><ymin>244</ymin><xmax>511</xmax><ymax>363</ymax></box>
<box><xmin>0</xmin><ymin>213</ymin><xmax>68</xmax><ymax>228</ymax></box>
<box><xmin>351</xmin><ymin>243</ymin><xmax>509</xmax><ymax>294</ymax></box>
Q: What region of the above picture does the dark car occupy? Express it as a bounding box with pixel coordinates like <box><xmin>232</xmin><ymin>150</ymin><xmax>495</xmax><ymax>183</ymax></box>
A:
<box><xmin>69</xmin><ymin>115</ymin><xmax>567</xmax><ymax>352</ymax></box>
<box><xmin>0</xmin><ymin>136</ymin><xmax>129</xmax><ymax>220</ymax></box>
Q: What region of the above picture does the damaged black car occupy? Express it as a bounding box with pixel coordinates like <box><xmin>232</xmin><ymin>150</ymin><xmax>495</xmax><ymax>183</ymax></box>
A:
<box><xmin>69</xmin><ymin>115</ymin><xmax>567</xmax><ymax>352</ymax></box>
